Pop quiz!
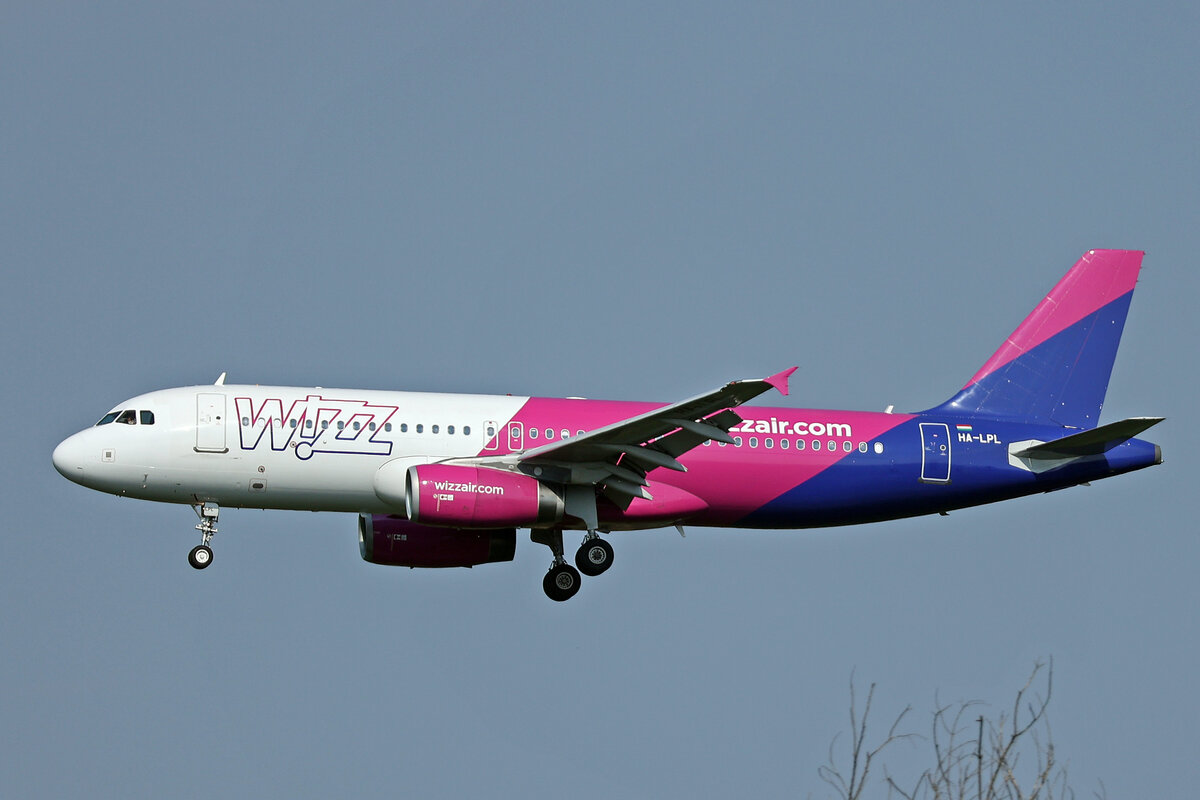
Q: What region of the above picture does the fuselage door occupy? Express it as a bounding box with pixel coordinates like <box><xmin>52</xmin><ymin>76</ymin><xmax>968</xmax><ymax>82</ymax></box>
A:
<box><xmin>507</xmin><ymin>421</ymin><xmax>524</xmax><ymax>452</ymax></box>
<box><xmin>196</xmin><ymin>393</ymin><xmax>228</xmax><ymax>453</ymax></box>
<box><xmin>919</xmin><ymin>422</ymin><xmax>951</xmax><ymax>483</ymax></box>
<box><xmin>483</xmin><ymin>420</ymin><xmax>500</xmax><ymax>451</ymax></box>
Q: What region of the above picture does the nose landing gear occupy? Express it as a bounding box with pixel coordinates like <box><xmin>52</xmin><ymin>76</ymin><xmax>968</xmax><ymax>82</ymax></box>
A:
<box><xmin>189</xmin><ymin>502</ymin><xmax>219</xmax><ymax>570</ymax></box>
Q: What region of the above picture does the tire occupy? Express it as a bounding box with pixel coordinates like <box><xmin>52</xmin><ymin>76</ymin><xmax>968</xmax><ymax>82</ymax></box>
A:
<box><xmin>188</xmin><ymin>544</ymin><xmax>213</xmax><ymax>570</ymax></box>
<box><xmin>542</xmin><ymin>564</ymin><xmax>581</xmax><ymax>601</ymax></box>
<box><xmin>575</xmin><ymin>538</ymin><xmax>614</xmax><ymax>577</ymax></box>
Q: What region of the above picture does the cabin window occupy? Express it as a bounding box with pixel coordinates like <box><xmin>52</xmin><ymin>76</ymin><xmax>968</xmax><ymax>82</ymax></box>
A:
<box><xmin>486</xmin><ymin>426</ymin><xmax>495</xmax><ymax>437</ymax></box>
<box><xmin>464</xmin><ymin>426</ymin><xmax>471</xmax><ymax>436</ymax></box>
<box><xmin>400</xmin><ymin>423</ymin><xmax>408</xmax><ymax>433</ymax></box>
<box><xmin>290</xmin><ymin>419</ymin><xmax>298</xmax><ymax>429</ymax></box>
<box><xmin>795</xmin><ymin>439</ymin><xmax>805</xmax><ymax>451</ymax></box>
<box><xmin>529</xmin><ymin>428</ymin><xmax>539</xmax><ymax>439</ymax></box>
<box><xmin>432</xmin><ymin>424</ymin><xmax>440</xmax><ymax>434</ymax></box>
<box><xmin>780</xmin><ymin>438</ymin><xmax>789</xmax><ymax>450</ymax></box>
<box><xmin>546</xmin><ymin>428</ymin><xmax>554</xmax><ymax>439</ymax></box>
<box><xmin>749</xmin><ymin>437</ymin><xmax>758</xmax><ymax>448</ymax></box>
<box><xmin>827</xmin><ymin>440</ymin><xmax>836</xmax><ymax>452</ymax></box>
<box><xmin>843</xmin><ymin>441</ymin><xmax>852</xmax><ymax>452</ymax></box>
<box><xmin>353</xmin><ymin>421</ymin><xmax>360</xmax><ymax>431</ymax></box>
<box><xmin>305</xmin><ymin>419</ymin><xmax>313</xmax><ymax>429</ymax></box>
<box><xmin>384</xmin><ymin>423</ymin><xmax>392</xmax><ymax>432</ymax></box>
<box><xmin>561</xmin><ymin>429</ymin><xmax>570</xmax><ymax>439</ymax></box>
<box><xmin>369</xmin><ymin>422</ymin><xmax>376</xmax><ymax>432</ymax></box>
<box><xmin>337</xmin><ymin>421</ymin><xmax>345</xmax><ymax>430</ymax></box>
<box><xmin>448</xmin><ymin>425</ymin><xmax>455</xmax><ymax>435</ymax></box>
<box><xmin>416</xmin><ymin>424</ymin><xmax>423</xmax><ymax>434</ymax></box>
<box><xmin>703</xmin><ymin>440</ymin><xmax>712</xmax><ymax>446</ymax></box>
<box><xmin>241</xmin><ymin>416</ymin><xmax>250</xmax><ymax>426</ymax></box>
<box><xmin>874</xmin><ymin>442</ymin><xmax>885</xmax><ymax>454</ymax></box>
<box><xmin>858</xmin><ymin>442</ymin><xmax>868</xmax><ymax>453</ymax></box>
<box><xmin>765</xmin><ymin>438</ymin><xmax>774</xmax><ymax>449</ymax></box>
<box><xmin>321</xmin><ymin>420</ymin><xmax>329</xmax><ymax>430</ymax></box>
<box><xmin>734</xmin><ymin>436</ymin><xmax>743</xmax><ymax>447</ymax></box>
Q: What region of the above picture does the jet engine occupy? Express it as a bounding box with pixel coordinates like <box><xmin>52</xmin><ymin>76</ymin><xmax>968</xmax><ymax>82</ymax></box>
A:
<box><xmin>358</xmin><ymin>514</ymin><xmax>516</xmax><ymax>568</ymax></box>
<box><xmin>405</xmin><ymin>464</ymin><xmax>563</xmax><ymax>528</ymax></box>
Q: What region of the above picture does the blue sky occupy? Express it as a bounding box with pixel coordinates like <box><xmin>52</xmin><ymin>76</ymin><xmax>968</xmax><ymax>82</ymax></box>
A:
<box><xmin>2</xmin><ymin>3</ymin><xmax>1196</xmax><ymax>797</ymax></box>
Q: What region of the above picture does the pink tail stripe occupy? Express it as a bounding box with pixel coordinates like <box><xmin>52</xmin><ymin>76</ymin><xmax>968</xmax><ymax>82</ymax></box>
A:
<box><xmin>964</xmin><ymin>249</ymin><xmax>1142</xmax><ymax>388</ymax></box>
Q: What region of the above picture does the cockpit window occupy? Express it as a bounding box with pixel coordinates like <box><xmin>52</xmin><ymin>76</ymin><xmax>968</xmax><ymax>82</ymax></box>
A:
<box><xmin>97</xmin><ymin>411</ymin><xmax>121</xmax><ymax>426</ymax></box>
<box><xmin>116</xmin><ymin>409</ymin><xmax>137</xmax><ymax>425</ymax></box>
<box><xmin>140</xmin><ymin>410</ymin><xmax>155</xmax><ymax>425</ymax></box>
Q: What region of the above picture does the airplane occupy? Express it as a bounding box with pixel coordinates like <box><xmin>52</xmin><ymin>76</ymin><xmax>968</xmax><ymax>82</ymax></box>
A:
<box><xmin>52</xmin><ymin>249</ymin><xmax>1163</xmax><ymax>601</ymax></box>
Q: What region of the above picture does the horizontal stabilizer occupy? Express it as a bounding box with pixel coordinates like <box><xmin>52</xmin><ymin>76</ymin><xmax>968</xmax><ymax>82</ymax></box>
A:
<box><xmin>1011</xmin><ymin>417</ymin><xmax>1164</xmax><ymax>459</ymax></box>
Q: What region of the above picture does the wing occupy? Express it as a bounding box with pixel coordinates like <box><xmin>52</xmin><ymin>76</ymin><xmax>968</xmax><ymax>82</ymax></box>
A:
<box><xmin>463</xmin><ymin>367</ymin><xmax>797</xmax><ymax>513</ymax></box>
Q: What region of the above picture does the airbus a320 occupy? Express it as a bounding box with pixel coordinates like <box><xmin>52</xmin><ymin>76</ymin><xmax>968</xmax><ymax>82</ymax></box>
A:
<box><xmin>53</xmin><ymin>249</ymin><xmax>1163</xmax><ymax>600</ymax></box>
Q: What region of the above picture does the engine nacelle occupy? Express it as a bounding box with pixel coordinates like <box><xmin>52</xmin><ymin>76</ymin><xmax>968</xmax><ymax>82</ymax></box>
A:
<box><xmin>359</xmin><ymin>514</ymin><xmax>516</xmax><ymax>568</ymax></box>
<box><xmin>405</xmin><ymin>464</ymin><xmax>564</xmax><ymax>528</ymax></box>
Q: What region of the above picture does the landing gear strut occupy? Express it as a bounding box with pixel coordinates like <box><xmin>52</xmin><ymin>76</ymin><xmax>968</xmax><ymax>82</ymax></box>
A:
<box><xmin>531</xmin><ymin>528</ymin><xmax>581</xmax><ymax>602</ymax></box>
<box><xmin>189</xmin><ymin>502</ymin><xmax>218</xmax><ymax>570</ymax></box>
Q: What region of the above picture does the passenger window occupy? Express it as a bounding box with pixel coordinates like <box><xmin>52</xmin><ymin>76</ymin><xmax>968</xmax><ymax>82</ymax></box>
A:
<box><xmin>369</xmin><ymin>422</ymin><xmax>376</xmax><ymax>431</ymax></box>
<box><xmin>97</xmin><ymin>412</ymin><xmax>120</xmax><ymax>426</ymax></box>
<box><xmin>448</xmin><ymin>425</ymin><xmax>455</xmax><ymax>435</ymax></box>
<box><xmin>827</xmin><ymin>440</ymin><xmax>836</xmax><ymax>451</ymax></box>
<box><xmin>749</xmin><ymin>437</ymin><xmax>758</xmax><ymax>448</ymax></box>
<box><xmin>843</xmin><ymin>441</ymin><xmax>852</xmax><ymax>452</ymax></box>
<box><xmin>140</xmin><ymin>411</ymin><xmax>155</xmax><ymax>425</ymax></box>
<box><xmin>384</xmin><ymin>423</ymin><xmax>392</xmax><ymax>432</ymax></box>
<box><xmin>561</xmin><ymin>429</ymin><xmax>569</xmax><ymax>439</ymax></box>
<box><xmin>321</xmin><ymin>420</ymin><xmax>329</xmax><ymax>430</ymax></box>
<box><xmin>117</xmin><ymin>409</ymin><xmax>137</xmax><ymax>425</ymax></box>
<box><xmin>765</xmin><ymin>438</ymin><xmax>773</xmax><ymax>449</ymax></box>
<box><xmin>416</xmin><ymin>424</ymin><xmax>423</xmax><ymax>434</ymax></box>
<box><xmin>353</xmin><ymin>421</ymin><xmax>360</xmax><ymax>431</ymax></box>
<box><xmin>337</xmin><ymin>421</ymin><xmax>345</xmax><ymax>430</ymax></box>
<box><xmin>703</xmin><ymin>440</ymin><xmax>712</xmax><ymax>446</ymax></box>
<box><xmin>530</xmin><ymin>428</ymin><xmax>539</xmax><ymax>439</ymax></box>
<box><xmin>858</xmin><ymin>442</ymin><xmax>868</xmax><ymax>453</ymax></box>
<box><xmin>290</xmin><ymin>420</ymin><xmax>298</xmax><ymax>429</ymax></box>
<box><xmin>734</xmin><ymin>436</ymin><xmax>743</xmax><ymax>447</ymax></box>
<box><xmin>464</xmin><ymin>426</ymin><xmax>471</xmax><ymax>436</ymax></box>
<box><xmin>400</xmin><ymin>423</ymin><xmax>408</xmax><ymax>433</ymax></box>
<box><xmin>546</xmin><ymin>428</ymin><xmax>554</xmax><ymax>439</ymax></box>
<box><xmin>241</xmin><ymin>416</ymin><xmax>250</xmax><ymax>426</ymax></box>
<box><xmin>432</xmin><ymin>425</ymin><xmax>439</xmax><ymax>434</ymax></box>
<box><xmin>305</xmin><ymin>419</ymin><xmax>313</xmax><ymax>429</ymax></box>
<box><xmin>780</xmin><ymin>439</ymin><xmax>789</xmax><ymax>450</ymax></box>
<box><xmin>796</xmin><ymin>439</ymin><xmax>805</xmax><ymax>451</ymax></box>
<box><xmin>486</xmin><ymin>426</ymin><xmax>495</xmax><ymax>437</ymax></box>
<box><xmin>874</xmin><ymin>442</ymin><xmax>885</xmax><ymax>454</ymax></box>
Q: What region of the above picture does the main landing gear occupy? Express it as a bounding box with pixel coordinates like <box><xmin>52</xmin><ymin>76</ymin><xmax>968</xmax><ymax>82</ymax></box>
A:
<box><xmin>188</xmin><ymin>502</ymin><xmax>218</xmax><ymax>570</ymax></box>
<box><xmin>532</xmin><ymin>529</ymin><xmax>614</xmax><ymax>601</ymax></box>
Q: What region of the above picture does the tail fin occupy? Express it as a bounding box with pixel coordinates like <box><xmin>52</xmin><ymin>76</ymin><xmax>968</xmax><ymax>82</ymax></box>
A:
<box><xmin>928</xmin><ymin>249</ymin><xmax>1144</xmax><ymax>428</ymax></box>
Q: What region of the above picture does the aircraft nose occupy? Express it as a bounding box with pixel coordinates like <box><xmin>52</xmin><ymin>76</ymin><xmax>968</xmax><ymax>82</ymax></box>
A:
<box><xmin>52</xmin><ymin>432</ymin><xmax>87</xmax><ymax>483</ymax></box>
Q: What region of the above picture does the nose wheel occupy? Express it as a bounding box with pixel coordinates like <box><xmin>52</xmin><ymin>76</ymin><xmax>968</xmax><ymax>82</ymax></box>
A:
<box><xmin>188</xmin><ymin>544</ymin><xmax>213</xmax><ymax>569</ymax></box>
<box><xmin>189</xmin><ymin>502</ymin><xmax>219</xmax><ymax>570</ymax></box>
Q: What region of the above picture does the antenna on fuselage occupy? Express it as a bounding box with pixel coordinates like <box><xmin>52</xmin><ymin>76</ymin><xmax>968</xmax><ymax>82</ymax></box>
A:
<box><xmin>214</xmin><ymin>372</ymin><xmax>227</xmax><ymax>386</ymax></box>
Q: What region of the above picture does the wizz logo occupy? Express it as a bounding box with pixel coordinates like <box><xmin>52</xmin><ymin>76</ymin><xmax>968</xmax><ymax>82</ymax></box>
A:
<box><xmin>234</xmin><ymin>395</ymin><xmax>398</xmax><ymax>460</ymax></box>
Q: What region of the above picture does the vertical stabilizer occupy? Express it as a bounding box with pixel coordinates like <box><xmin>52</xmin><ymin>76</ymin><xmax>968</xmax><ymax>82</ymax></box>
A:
<box><xmin>927</xmin><ymin>249</ymin><xmax>1143</xmax><ymax>428</ymax></box>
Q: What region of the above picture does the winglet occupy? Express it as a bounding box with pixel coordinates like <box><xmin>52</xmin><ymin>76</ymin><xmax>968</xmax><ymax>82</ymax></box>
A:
<box><xmin>764</xmin><ymin>367</ymin><xmax>798</xmax><ymax>397</ymax></box>
<box><xmin>214</xmin><ymin>372</ymin><xmax>227</xmax><ymax>386</ymax></box>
